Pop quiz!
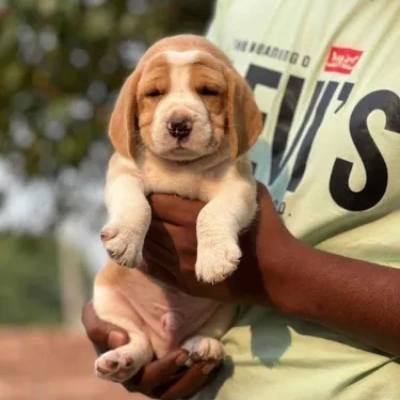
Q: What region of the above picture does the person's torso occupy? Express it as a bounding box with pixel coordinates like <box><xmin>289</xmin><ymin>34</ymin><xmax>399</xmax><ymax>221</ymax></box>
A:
<box><xmin>198</xmin><ymin>1</ymin><xmax>400</xmax><ymax>399</ymax></box>
<box><xmin>211</xmin><ymin>0</ymin><xmax>400</xmax><ymax>246</ymax></box>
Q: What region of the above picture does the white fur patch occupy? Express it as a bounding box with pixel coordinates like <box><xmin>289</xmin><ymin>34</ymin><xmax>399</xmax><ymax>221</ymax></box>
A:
<box><xmin>166</xmin><ymin>51</ymin><xmax>197</xmax><ymax>94</ymax></box>
<box><xmin>165</xmin><ymin>50</ymin><xmax>200</xmax><ymax>66</ymax></box>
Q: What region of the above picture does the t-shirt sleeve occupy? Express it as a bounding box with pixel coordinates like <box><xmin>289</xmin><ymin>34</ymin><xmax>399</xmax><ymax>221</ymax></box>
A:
<box><xmin>205</xmin><ymin>17</ymin><xmax>218</xmax><ymax>44</ymax></box>
<box><xmin>205</xmin><ymin>0</ymin><xmax>233</xmax><ymax>50</ymax></box>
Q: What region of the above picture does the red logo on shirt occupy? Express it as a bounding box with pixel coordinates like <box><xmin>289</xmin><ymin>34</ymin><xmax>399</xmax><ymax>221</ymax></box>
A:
<box><xmin>324</xmin><ymin>46</ymin><xmax>363</xmax><ymax>75</ymax></box>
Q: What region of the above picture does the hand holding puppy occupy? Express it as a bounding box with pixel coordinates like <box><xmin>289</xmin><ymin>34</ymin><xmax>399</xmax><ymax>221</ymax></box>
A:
<box><xmin>84</xmin><ymin>179</ymin><xmax>400</xmax><ymax>397</ymax></box>
<box><xmin>142</xmin><ymin>182</ymin><xmax>293</xmax><ymax>306</ymax></box>
<box><xmin>82</xmin><ymin>182</ymin><xmax>291</xmax><ymax>399</ymax></box>
<box><xmin>82</xmin><ymin>301</ymin><xmax>222</xmax><ymax>400</ymax></box>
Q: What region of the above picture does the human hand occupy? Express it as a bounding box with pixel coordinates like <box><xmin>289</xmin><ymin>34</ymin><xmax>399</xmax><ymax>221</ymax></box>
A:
<box><xmin>142</xmin><ymin>182</ymin><xmax>297</xmax><ymax>306</ymax></box>
<box><xmin>82</xmin><ymin>302</ymin><xmax>222</xmax><ymax>400</ymax></box>
<box><xmin>142</xmin><ymin>182</ymin><xmax>400</xmax><ymax>359</ymax></box>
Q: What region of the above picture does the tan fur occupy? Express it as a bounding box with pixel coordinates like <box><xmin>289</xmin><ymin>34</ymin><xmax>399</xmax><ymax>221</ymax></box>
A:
<box><xmin>108</xmin><ymin>65</ymin><xmax>143</xmax><ymax>158</ymax></box>
<box><xmin>225</xmin><ymin>67</ymin><xmax>263</xmax><ymax>157</ymax></box>
<box><xmin>93</xmin><ymin>35</ymin><xmax>263</xmax><ymax>383</ymax></box>
<box><xmin>108</xmin><ymin>34</ymin><xmax>262</xmax><ymax>161</ymax></box>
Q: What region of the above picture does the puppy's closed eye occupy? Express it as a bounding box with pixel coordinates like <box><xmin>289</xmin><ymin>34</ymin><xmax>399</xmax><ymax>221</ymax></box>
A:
<box><xmin>145</xmin><ymin>89</ymin><xmax>164</xmax><ymax>98</ymax></box>
<box><xmin>197</xmin><ymin>86</ymin><xmax>219</xmax><ymax>97</ymax></box>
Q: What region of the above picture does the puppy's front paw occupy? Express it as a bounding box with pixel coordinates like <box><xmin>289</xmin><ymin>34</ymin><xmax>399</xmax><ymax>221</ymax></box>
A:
<box><xmin>101</xmin><ymin>224</ymin><xmax>143</xmax><ymax>268</ymax></box>
<box><xmin>195</xmin><ymin>240</ymin><xmax>241</xmax><ymax>284</ymax></box>
<box><xmin>182</xmin><ymin>336</ymin><xmax>225</xmax><ymax>362</ymax></box>
<box><xmin>95</xmin><ymin>349</ymin><xmax>141</xmax><ymax>383</ymax></box>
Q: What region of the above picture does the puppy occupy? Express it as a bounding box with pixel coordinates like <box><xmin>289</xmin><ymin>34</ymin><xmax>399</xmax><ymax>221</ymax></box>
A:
<box><xmin>93</xmin><ymin>35</ymin><xmax>263</xmax><ymax>382</ymax></box>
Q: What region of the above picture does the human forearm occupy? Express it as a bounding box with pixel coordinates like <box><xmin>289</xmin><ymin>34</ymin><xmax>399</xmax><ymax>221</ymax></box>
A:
<box><xmin>141</xmin><ymin>184</ymin><xmax>400</xmax><ymax>356</ymax></box>
<box><xmin>273</xmin><ymin>240</ymin><xmax>400</xmax><ymax>356</ymax></box>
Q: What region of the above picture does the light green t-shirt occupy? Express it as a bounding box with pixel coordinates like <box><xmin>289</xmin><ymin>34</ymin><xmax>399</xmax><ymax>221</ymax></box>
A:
<box><xmin>197</xmin><ymin>0</ymin><xmax>400</xmax><ymax>399</ymax></box>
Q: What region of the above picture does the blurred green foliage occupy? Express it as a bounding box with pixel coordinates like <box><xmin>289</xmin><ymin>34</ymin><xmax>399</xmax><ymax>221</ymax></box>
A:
<box><xmin>0</xmin><ymin>0</ymin><xmax>214</xmax><ymax>325</ymax></box>
<box><xmin>0</xmin><ymin>235</ymin><xmax>61</xmax><ymax>324</ymax></box>
<box><xmin>0</xmin><ymin>234</ymin><xmax>94</xmax><ymax>325</ymax></box>
<box><xmin>0</xmin><ymin>0</ymin><xmax>214</xmax><ymax>176</ymax></box>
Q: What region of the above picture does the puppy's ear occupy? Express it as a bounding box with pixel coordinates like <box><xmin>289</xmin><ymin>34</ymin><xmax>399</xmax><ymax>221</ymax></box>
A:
<box><xmin>225</xmin><ymin>67</ymin><xmax>263</xmax><ymax>159</ymax></box>
<box><xmin>109</xmin><ymin>67</ymin><xmax>142</xmax><ymax>158</ymax></box>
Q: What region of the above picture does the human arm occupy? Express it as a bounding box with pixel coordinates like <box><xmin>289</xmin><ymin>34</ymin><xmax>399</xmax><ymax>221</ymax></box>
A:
<box><xmin>142</xmin><ymin>182</ymin><xmax>400</xmax><ymax>357</ymax></box>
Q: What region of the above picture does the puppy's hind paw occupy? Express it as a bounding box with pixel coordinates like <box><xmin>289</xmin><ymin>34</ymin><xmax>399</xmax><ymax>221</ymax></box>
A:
<box><xmin>95</xmin><ymin>349</ymin><xmax>139</xmax><ymax>383</ymax></box>
<box><xmin>182</xmin><ymin>336</ymin><xmax>226</xmax><ymax>362</ymax></box>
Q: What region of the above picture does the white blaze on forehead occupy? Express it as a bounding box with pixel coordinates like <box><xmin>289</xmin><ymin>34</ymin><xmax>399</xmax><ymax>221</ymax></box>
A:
<box><xmin>165</xmin><ymin>50</ymin><xmax>200</xmax><ymax>93</ymax></box>
<box><xmin>165</xmin><ymin>50</ymin><xmax>200</xmax><ymax>65</ymax></box>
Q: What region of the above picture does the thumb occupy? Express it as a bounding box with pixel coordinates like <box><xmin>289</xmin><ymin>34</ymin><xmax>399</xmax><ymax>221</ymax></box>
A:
<box><xmin>82</xmin><ymin>301</ymin><xmax>129</xmax><ymax>353</ymax></box>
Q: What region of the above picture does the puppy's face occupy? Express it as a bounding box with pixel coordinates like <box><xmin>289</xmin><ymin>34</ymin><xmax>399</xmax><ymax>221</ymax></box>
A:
<box><xmin>109</xmin><ymin>35</ymin><xmax>262</xmax><ymax>162</ymax></box>
<box><xmin>136</xmin><ymin>50</ymin><xmax>227</xmax><ymax>162</ymax></box>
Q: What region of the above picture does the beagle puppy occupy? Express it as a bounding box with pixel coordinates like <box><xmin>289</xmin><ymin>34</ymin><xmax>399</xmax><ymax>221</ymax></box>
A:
<box><xmin>93</xmin><ymin>35</ymin><xmax>263</xmax><ymax>382</ymax></box>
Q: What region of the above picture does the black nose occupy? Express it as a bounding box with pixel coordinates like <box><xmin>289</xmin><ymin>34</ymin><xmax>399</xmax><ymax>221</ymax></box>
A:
<box><xmin>167</xmin><ymin>117</ymin><xmax>193</xmax><ymax>140</ymax></box>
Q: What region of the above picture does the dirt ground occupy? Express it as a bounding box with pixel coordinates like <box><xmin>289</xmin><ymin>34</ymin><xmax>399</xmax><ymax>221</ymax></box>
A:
<box><xmin>0</xmin><ymin>328</ymin><xmax>147</xmax><ymax>400</ymax></box>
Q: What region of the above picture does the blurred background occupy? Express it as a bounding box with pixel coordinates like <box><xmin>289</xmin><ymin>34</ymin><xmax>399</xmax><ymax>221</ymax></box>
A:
<box><xmin>0</xmin><ymin>0</ymin><xmax>213</xmax><ymax>398</ymax></box>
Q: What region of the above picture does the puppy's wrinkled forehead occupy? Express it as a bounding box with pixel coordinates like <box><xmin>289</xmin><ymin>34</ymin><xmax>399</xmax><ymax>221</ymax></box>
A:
<box><xmin>135</xmin><ymin>35</ymin><xmax>232</xmax><ymax>92</ymax></box>
<box><xmin>139</xmin><ymin>34</ymin><xmax>232</xmax><ymax>67</ymax></box>
<box><xmin>138</xmin><ymin>48</ymin><xmax>226</xmax><ymax>94</ymax></box>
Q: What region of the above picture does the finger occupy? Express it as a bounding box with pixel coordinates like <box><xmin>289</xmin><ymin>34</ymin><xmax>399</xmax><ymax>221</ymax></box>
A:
<box><xmin>123</xmin><ymin>350</ymin><xmax>190</xmax><ymax>393</ymax></box>
<box><xmin>160</xmin><ymin>360</ymin><xmax>222</xmax><ymax>400</ymax></box>
<box><xmin>81</xmin><ymin>301</ymin><xmax>129</xmax><ymax>352</ymax></box>
<box><xmin>148</xmin><ymin>194</ymin><xmax>204</xmax><ymax>227</ymax></box>
<box><xmin>147</xmin><ymin>218</ymin><xmax>198</xmax><ymax>251</ymax></box>
<box><xmin>181</xmin><ymin>368</ymin><xmax>220</xmax><ymax>400</ymax></box>
<box><xmin>143</xmin><ymin>222</ymin><xmax>195</xmax><ymax>288</ymax></box>
<box><xmin>141</xmin><ymin>259</ymin><xmax>181</xmax><ymax>289</ymax></box>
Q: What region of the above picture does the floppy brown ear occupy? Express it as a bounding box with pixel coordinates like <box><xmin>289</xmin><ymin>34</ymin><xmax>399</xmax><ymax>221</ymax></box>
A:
<box><xmin>108</xmin><ymin>67</ymin><xmax>142</xmax><ymax>158</ymax></box>
<box><xmin>225</xmin><ymin>67</ymin><xmax>263</xmax><ymax>159</ymax></box>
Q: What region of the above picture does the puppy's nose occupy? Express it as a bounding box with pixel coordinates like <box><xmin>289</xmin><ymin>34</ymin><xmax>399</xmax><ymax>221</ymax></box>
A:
<box><xmin>167</xmin><ymin>117</ymin><xmax>193</xmax><ymax>140</ymax></box>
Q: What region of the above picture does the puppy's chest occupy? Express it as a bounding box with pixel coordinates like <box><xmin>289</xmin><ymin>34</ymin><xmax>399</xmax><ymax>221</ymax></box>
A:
<box><xmin>141</xmin><ymin>162</ymin><xmax>221</xmax><ymax>201</ymax></box>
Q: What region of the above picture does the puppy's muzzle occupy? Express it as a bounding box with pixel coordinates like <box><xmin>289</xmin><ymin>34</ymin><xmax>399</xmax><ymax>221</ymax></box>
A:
<box><xmin>167</xmin><ymin>117</ymin><xmax>193</xmax><ymax>141</ymax></box>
